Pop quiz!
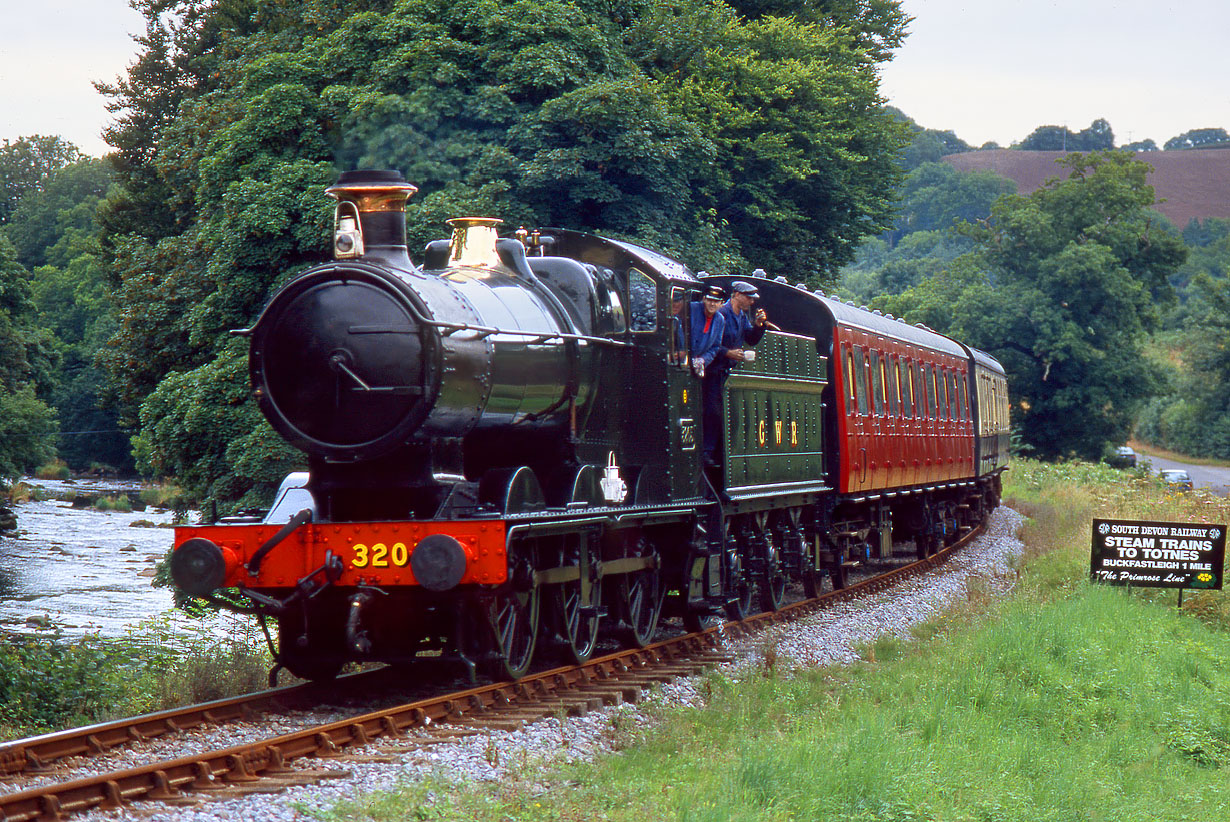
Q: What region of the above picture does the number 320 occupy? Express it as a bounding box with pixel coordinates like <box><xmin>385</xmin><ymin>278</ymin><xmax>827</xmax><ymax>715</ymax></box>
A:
<box><xmin>351</xmin><ymin>542</ymin><xmax>410</xmax><ymax>568</ymax></box>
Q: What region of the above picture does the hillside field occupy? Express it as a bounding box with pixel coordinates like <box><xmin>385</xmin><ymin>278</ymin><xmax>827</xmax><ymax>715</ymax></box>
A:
<box><xmin>945</xmin><ymin>148</ymin><xmax>1230</xmax><ymax>227</ymax></box>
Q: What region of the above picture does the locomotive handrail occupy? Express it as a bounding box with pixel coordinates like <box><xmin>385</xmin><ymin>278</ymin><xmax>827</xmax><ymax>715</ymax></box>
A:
<box><xmin>433</xmin><ymin>320</ymin><xmax>630</xmax><ymax>347</ymax></box>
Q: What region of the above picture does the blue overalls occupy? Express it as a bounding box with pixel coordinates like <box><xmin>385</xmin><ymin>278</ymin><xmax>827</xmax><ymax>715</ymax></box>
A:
<box><xmin>690</xmin><ymin>302</ymin><xmax>727</xmax><ymax>462</ymax></box>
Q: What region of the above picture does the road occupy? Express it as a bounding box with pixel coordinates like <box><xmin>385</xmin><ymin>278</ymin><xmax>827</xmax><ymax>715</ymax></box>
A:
<box><xmin>1136</xmin><ymin>451</ymin><xmax>1230</xmax><ymax>495</ymax></box>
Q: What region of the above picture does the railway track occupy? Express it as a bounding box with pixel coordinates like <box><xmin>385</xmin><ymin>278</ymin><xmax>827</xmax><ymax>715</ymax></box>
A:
<box><xmin>0</xmin><ymin>524</ymin><xmax>983</xmax><ymax>821</ymax></box>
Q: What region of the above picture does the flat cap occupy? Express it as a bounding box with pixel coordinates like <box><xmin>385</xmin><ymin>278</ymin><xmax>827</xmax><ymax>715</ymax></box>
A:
<box><xmin>730</xmin><ymin>280</ymin><xmax>759</xmax><ymax>299</ymax></box>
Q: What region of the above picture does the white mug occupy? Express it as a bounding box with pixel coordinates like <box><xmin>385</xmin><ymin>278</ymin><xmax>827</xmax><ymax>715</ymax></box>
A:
<box><xmin>743</xmin><ymin>350</ymin><xmax>755</xmax><ymax>362</ymax></box>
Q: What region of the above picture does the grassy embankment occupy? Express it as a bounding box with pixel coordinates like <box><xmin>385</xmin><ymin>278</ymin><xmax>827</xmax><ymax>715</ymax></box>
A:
<box><xmin>312</xmin><ymin>460</ymin><xmax>1230</xmax><ymax>822</ymax></box>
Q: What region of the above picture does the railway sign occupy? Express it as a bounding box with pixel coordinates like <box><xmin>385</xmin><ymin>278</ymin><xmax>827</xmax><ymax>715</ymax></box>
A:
<box><xmin>1090</xmin><ymin>518</ymin><xmax>1225</xmax><ymax>589</ymax></box>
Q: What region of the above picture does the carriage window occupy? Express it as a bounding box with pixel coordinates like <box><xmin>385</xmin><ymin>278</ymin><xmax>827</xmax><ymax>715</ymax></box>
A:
<box><xmin>924</xmin><ymin>364</ymin><xmax>936</xmax><ymax>419</ymax></box>
<box><xmin>886</xmin><ymin>355</ymin><xmax>899</xmax><ymax>417</ymax></box>
<box><xmin>913</xmin><ymin>363</ymin><xmax>923</xmax><ymax>418</ymax></box>
<box><xmin>901</xmin><ymin>359</ymin><xmax>913</xmax><ymax>418</ymax></box>
<box><xmin>938</xmin><ymin>368</ymin><xmax>949</xmax><ymax>420</ymax></box>
<box><xmin>844</xmin><ymin>347</ymin><xmax>857</xmax><ymax>414</ymax></box>
<box><xmin>855</xmin><ymin>346</ymin><xmax>869</xmax><ymax>415</ymax></box>
<box><xmin>929</xmin><ymin>369</ymin><xmax>939</xmax><ymax>420</ymax></box>
<box><xmin>628</xmin><ymin>268</ymin><xmax>656</xmax><ymax>332</ymax></box>
<box><xmin>871</xmin><ymin>351</ymin><xmax>885</xmax><ymax>416</ymax></box>
<box><xmin>951</xmin><ymin>372</ymin><xmax>961</xmax><ymax>419</ymax></box>
<box><xmin>911</xmin><ymin>361</ymin><xmax>922</xmax><ymax>418</ymax></box>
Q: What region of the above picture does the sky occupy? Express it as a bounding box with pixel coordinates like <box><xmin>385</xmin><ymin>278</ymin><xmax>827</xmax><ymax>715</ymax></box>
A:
<box><xmin>881</xmin><ymin>0</ymin><xmax>1230</xmax><ymax>147</ymax></box>
<box><xmin>0</xmin><ymin>0</ymin><xmax>1227</xmax><ymax>158</ymax></box>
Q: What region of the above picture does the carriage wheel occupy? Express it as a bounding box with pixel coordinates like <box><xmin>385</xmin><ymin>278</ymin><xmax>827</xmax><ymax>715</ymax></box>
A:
<box><xmin>483</xmin><ymin>549</ymin><xmax>540</xmax><ymax>680</ymax></box>
<box><xmin>617</xmin><ymin>535</ymin><xmax>663</xmax><ymax>648</ymax></box>
<box><xmin>551</xmin><ymin>536</ymin><xmax>602</xmax><ymax>665</ymax></box>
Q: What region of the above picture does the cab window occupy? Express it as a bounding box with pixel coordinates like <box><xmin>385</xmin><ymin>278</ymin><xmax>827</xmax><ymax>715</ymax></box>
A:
<box><xmin>668</xmin><ymin>286</ymin><xmax>689</xmax><ymax>361</ymax></box>
<box><xmin>628</xmin><ymin>268</ymin><xmax>656</xmax><ymax>332</ymax></box>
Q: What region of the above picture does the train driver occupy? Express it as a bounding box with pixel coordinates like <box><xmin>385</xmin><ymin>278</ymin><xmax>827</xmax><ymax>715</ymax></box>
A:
<box><xmin>690</xmin><ymin>284</ymin><xmax>727</xmax><ymax>375</ymax></box>
<box><xmin>692</xmin><ymin>284</ymin><xmax>728</xmax><ymax>466</ymax></box>
<box><xmin>716</xmin><ymin>280</ymin><xmax>768</xmax><ymax>370</ymax></box>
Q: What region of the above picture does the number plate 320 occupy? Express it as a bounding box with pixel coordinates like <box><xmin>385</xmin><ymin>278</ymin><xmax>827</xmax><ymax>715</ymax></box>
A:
<box><xmin>351</xmin><ymin>542</ymin><xmax>410</xmax><ymax>568</ymax></box>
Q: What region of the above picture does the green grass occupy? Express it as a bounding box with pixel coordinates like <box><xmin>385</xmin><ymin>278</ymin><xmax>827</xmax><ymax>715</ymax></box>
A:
<box><xmin>309</xmin><ymin>459</ymin><xmax>1230</xmax><ymax>821</ymax></box>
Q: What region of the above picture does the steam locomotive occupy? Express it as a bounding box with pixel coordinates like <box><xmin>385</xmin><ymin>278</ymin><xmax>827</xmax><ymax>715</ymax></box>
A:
<box><xmin>170</xmin><ymin>169</ymin><xmax>1010</xmax><ymax>681</ymax></box>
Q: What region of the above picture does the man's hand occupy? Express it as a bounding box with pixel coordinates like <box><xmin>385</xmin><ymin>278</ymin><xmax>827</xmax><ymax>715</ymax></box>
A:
<box><xmin>726</xmin><ymin>348</ymin><xmax>744</xmax><ymax>360</ymax></box>
<box><xmin>754</xmin><ymin>308</ymin><xmax>767</xmax><ymax>327</ymax></box>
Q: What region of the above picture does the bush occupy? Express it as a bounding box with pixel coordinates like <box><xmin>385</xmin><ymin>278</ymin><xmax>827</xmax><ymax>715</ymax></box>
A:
<box><xmin>34</xmin><ymin>459</ymin><xmax>70</xmax><ymax>480</ymax></box>
<box><xmin>93</xmin><ymin>495</ymin><xmax>132</xmax><ymax>512</ymax></box>
<box><xmin>0</xmin><ymin>636</ymin><xmax>126</xmax><ymax>734</ymax></box>
<box><xmin>0</xmin><ymin>614</ymin><xmax>272</xmax><ymax>740</ymax></box>
<box><xmin>137</xmin><ymin>483</ymin><xmax>185</xmax><ymax>509</ymax></box>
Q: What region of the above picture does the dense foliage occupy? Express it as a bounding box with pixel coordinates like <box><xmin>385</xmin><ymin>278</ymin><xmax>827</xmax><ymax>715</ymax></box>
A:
<box><xmin>1136</xmin><ymin>219</ymin><xmax>1230</xmax><ymax>456</ymax></box>
<box><xmin>878</xmin><ymin>151</ymin><xmax>1186</xmax><ymax>460</ymax></box>
<box><xmin>1017</xmin><ymin>118</ymin><xmax>1115</xmax><ymax>152</ymax></box>
<box><xmin>96</xmin><ymin>0</ymin><xmax>911</xmax><ymax>509</ymax></box>
<box><xmin>0</xmin><ymin>138</ymin><xmax>131</xmax><ymax>476</ymax></box>
<box><xmin>0</xmin><ymin>237</ymin><xmax>57</xmax><ymax>480</ymax></box>
<box><xmin>1163</xmin><ymin>127</ymin><xmax>1230</xmax><ymax>151</ymax></box>
<box><xmin>837</xmin><ymin>160</ymin><xmax>1014</xmax><ymax>303</ymax></box>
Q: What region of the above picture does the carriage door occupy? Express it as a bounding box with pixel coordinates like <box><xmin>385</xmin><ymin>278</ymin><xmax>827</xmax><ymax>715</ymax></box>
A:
<box><xmin>851</xmin><ymin>343</ymin><xmax>871</xmax><ymax>490</ymax></box>
<box><xmin>868</xmin><ymin>346</ymin><xmax>886</xmax><ymax>489</ymax></box>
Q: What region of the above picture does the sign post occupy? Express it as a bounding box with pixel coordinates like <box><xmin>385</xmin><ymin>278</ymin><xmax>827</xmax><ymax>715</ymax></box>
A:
<box><xmin>1090</xmin><ymin>519</ymin><xmax>1225</xmax><ymax>604</ymax></box>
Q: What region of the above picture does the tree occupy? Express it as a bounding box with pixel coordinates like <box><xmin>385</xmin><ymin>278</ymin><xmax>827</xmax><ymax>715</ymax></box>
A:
<box><xmin>0</xmin><ymin>136</ymin><xmax>82</xmax><ymax>226</ymax></box>
<box><xmin>888</xmin><ymin>108</ymin><xmax>972</xmax><ymax>171</ymax></box>
<box><xmin>1137</xmin><ymin>272</ymin><xmax>1230</xmax><ymax>456</ymax></box>
<box><xmin>1121</xmin><ymin>138</ymin><xmax>1158</xmax><ymax>152</ymax></box>
<box><xmin>4</xmin><ymin>159</ymin><xmax>112</xmax><ymax>270</ymax></box>
<box><xmin>1181</xmin><ymin>217</ymin><xmax>1230</xmax><ymax>249</ymax></box>
<box><xmin>1017</xmin><ymin>118</ymin><xmax>1114</xmax><ymax>152</ymax></box>
<box><xmin>1163</xmin><ymin>128</ymin><xmax>1230</xmax><ymax>151</ymax></box>
<box><xmin>890</xmin><ymin>162</ymin><xmax>1014</xmax><ymax>237</ymax></box>
<box><xmin>100</xmin><ymin>0</ymin><xmax>911</xmax><ymax>508</ymax></box>
<box><xmin>0</xmin><ymin>237</ymin><xmax>57</xmax><ymax>479</ymax></box>
<box><xmin>882</xmin><ymin>151</ymin><xmax>1186</xmax><ymax>460</ymax></box>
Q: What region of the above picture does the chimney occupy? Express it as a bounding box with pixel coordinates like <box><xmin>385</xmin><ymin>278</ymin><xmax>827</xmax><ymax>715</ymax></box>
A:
<box><xmin>325</xmin><ymin>169</ymin><xmax>417</xmax><ymax>263</ymax></box>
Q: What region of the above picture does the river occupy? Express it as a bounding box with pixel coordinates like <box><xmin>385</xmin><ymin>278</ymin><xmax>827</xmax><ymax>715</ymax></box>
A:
<box><xmin>0</xmin><ymin>478</ymin><xmax>179</xmax><ymax>638</ymax></box>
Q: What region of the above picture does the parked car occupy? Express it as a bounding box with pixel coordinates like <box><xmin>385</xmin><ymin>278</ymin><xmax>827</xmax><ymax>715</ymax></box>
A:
<box><xmin>1159</xmin><ymin>469</ymin><xmax>1194</xmax><ymax>491</ymax></box>
<box><xmin>1107</xmin><ymin>446</ymin><xmax>1137</xmax><ymax>469</ymax></box>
